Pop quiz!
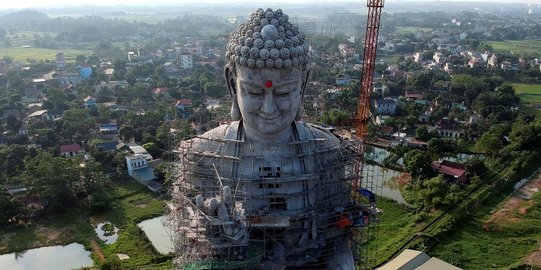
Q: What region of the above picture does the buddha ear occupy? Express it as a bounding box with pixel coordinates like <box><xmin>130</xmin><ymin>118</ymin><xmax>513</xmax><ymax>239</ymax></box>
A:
<box><xmin>301</xmin><ymin>69</ymin><xmax>310</xmax><ymax>93</ymax></box>
<box><xmin>225</xmin><ymin>66</ymin><xmax>241</xmax><ymax>120</ymax></box>
<box><xmin>295</xmin><ymin>69</ymin><xmax>310</xmax><ymax>121</ymax></box>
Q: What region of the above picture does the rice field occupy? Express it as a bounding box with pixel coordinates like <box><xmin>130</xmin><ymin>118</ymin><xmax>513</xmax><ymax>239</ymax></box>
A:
<box><xmin>0</xmin><ymin>47</ymin><xmax>91</xmax><ymax>63</ymax></box>
<box><xmin>512</xmin><ymin>83</ymin><xmax>541</xmax><ymax>104</ymax></box>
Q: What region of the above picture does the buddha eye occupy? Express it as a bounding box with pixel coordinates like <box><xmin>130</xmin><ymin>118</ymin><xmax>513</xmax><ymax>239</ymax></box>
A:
<box><xmin>248</xmin><ymin>90</ymin><xmax>264</xmax><ymax>96</ymax></box>
<box><xmin>274</xmin><ymin>92</ymin><xmax>290</xmax><ymax>97</ymax></box>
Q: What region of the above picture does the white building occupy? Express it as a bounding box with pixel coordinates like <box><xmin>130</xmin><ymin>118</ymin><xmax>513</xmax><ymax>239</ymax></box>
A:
<box><xmin>56</xmin><ymin>52</ymin><xmax>66</xmax><ymax>70</ymax></box>
<box><xmin>180</xmin><ymin>54</ymin><xmax>193</xmax><ymax>69</ymax></box>
<box><xmin>414</xmin><ymin>52</ymin><xmax>423</xmax><ymax>63</ymax></box>
<box><xmin>374</xmin><ymin>99</ymin><xmax>397</xmax><ymax>115</ymax></box>
<box><xmin>433</xmin><ymin>52</ymin><xmax>446</xmax><ymax>64</ymax></box>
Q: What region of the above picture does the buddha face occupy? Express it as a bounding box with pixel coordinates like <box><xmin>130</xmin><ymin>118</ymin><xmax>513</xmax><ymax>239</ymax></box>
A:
<box><xmin>233</xmin><ymin>65</ymin><xmax>303</xmax><ymax>139</ymax></box>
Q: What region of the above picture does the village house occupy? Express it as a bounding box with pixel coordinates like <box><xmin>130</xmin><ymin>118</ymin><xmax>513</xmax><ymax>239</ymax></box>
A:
<box><xmin>335</xmin><ymin>74</ymin><xmax>352</xmax><ymax>86</ymax></box>
<box><xmin>374</xmin><ymin>99</ymin><xmax>397</xmax><ymax>115</ymax></box>
<box><xmin>433</xmin><ymin>52</ymin><xmax>446</xmax><ymax>64</ymax></box>
<box><xmin>126</xmin><ymin>154</ymin><xmax>162</xmax><ymax>193</ymax></box>
<box><xmin>60</xmin><ymin>144</ymin><xmax>85</xmax><ymax>158</ymax></box>
<box><xmin>180</xmin><ymin>53</ymin><xmax>193</xmax><ymax>69</ymax></box>
<box><xmin>84</xmin><ymin>96</ymin><xmax>97</xmax><ymax>109</ymax></box>
<box><xmin>94</xmin><ymin>141</ymin><xmax>119</xmax><ymax>152</ymax></box>
<box><xmin>176</xmin><ymin>99</ymin><xmax>193</xmax><ymax>118</ymax></box>
<box><xmin>164</xmin><ymin>62</ymin><xmax>178</xmax><ymax>74</ymax></box>
<box><xmin>152</xmin><ymin>87</ymin><xmax>170</xmax><ymax>99</ymax></box>
<box><xmin>54</xmin><ymin>71</ymin><xmax>82</xmax><ymax>86</ymax></box>
<box><xmin>434</xmin><ymin>118</ymin><xmax>465</xmax><ymax>138</ymax></box>
<box><xmin>117</xmin><ymin>142</ymin><xmax>153</xmax><ymax>161</ymax></box>
<box><xmin>27</xmin><ymin>109</ymin><xmax>64</xmax><ymax>121</ymax></box>
<box><xmin>373</xmin><ymin>82</ymin><xmax>388</xmax><ymax>95</ymax></box>
<box><xmin>405</xmin><ymin>91</ymin><xmax>424</xmax><ymax>101</ymax></box>
<box><xmin>98</xmin><ymin>123</ymin><xmax>118</xmax><ymax>134</ymax></box>
<box><xmin>431</xmin><ymin>160</ymin><xmax>468</xmax><ymax>184</ymax></box>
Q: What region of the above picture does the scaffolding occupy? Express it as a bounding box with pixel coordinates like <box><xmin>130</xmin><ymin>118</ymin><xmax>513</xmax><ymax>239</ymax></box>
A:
<box><xmin>164</xmin><ymin>120</ymin><xmax>382</xmax><ymax>269</ymax></box>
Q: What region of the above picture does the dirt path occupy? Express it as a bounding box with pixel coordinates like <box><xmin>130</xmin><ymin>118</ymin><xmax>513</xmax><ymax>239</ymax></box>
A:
<box><xmin>91</xmin><ymin>240</ymin><xmax>105</xmax><ymax>263</ymax></box>
<box><xmin>525</xmin><ymin>241</ymin><xmax>541</xmax><ymax>267</ymax></box>
<box><xmin>483</xmin><ymin>171</ymin><xmax>541</xmax><ymax>267</ymax></box>
<box><xmin>484</xmin><ymin>174</ymin><xmax>541</xmax><ymax>229</ymax></box>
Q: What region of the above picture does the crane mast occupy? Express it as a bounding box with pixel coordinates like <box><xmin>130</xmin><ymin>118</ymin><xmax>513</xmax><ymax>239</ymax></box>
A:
<box><xmin>356</xmin><ymin>0</ymin><xmax>384</xmax><ymax>139</ymax></box>
<box><xmin>353</xmin><ymin>2</ymin><xmax>384</xmax><ymax>267</ymax></box>
<box><xmin>353</xmin><ymin>0</ymin><xmax>384</xmax><ymax>193</ymax></box>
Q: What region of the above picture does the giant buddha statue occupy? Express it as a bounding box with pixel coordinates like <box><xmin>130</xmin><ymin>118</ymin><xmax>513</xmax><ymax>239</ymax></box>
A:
<box><xmin>169</xmin><ymin>8</ymin><xmax>360</xmax><ymax>269</ymax></box>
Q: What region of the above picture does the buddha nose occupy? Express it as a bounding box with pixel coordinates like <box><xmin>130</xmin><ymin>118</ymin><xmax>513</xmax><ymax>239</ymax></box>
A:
<box><xmin>261</xmin><ymin>93</ymin><xmax>277</xmax><ymax>115</ymax></box>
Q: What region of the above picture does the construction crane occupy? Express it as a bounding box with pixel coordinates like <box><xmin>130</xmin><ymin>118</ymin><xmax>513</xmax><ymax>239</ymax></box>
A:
<box><xmin>353</xmin><ymin>0</ymin><xmax>385</xmax><ymax>195</ymax></box>
<box><xmin>356</xmin><ymin>0</ymin><xmax>384</xmax><ymax>139</ymax></box>
<box><xmin>353</xmin><ymin>0</ymin><xmax>384</xmax><ymax>268</ymax></box>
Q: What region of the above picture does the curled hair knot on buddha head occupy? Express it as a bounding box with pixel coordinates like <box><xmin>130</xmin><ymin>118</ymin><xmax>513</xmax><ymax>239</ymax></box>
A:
<box><xmin>225</xmin><ymin>8</ymin><xmax>311</xmax><ymax>71</ymax></box>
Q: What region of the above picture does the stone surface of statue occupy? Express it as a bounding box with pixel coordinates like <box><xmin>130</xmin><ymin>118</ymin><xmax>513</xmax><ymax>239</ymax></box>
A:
<box><xmin>168</xmin><ymin>8</ymin><xmax>359</xmax><ymax>269</ymax></box>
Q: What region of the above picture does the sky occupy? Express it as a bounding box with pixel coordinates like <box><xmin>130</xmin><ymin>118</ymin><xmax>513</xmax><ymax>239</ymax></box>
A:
<box><xmin>0</xmin><ymin>0</ymin><xmax>534</xmax><ymax>10</ymax></box>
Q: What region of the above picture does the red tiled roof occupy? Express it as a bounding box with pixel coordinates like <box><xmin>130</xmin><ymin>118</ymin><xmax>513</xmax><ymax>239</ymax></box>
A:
<box><xmin>153</xmin><ymin>87</ymin><xmax>169</xmax><ymax>95</ymax></box>
<box><xmin>60</xmin><ymin>144</ymin><xmax>81</xmax><ymax>153</ymax></box>
<box><xmin>431</xmin><ymin>160</ymin><xmax>466</xmax><ymax>178</ymax></box>
<box><xmin>380</xmin><ymin>126</ymin><xmax>395</xmax><ymax>134</ymax></box>
<box><xmin>409</xmin><ymin>139</ymin><xmax>428</xmax><ymax>146</ymax></box>
<box><xmin>176</xmin><ymin>99</ymin><xmax>192</xmax><ymax>106</ymax></box>
<box><xmin>405</xmin><ymin>92</ymin><xmax>424</xmax><ymax>99</ymax></box>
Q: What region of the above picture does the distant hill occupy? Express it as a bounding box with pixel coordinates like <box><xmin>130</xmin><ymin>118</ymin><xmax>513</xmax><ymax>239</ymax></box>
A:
<box><xmin>0</xmin><ymin>10</ymin><xmax>49</xmax><ymax>29</ymax></box>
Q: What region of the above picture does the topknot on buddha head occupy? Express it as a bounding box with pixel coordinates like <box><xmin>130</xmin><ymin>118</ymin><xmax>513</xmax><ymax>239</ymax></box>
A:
<box><xmin>225</xmin><ymin>8</ymin><xmax>310</xmax><ymax>70</ymax></box>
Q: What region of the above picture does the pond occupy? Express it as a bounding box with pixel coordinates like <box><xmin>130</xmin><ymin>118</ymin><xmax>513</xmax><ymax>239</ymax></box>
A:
<box><xmin>138</xmin><ymin>216</ymin><xmax>174</xmax><ymax>255</ymax></box>
<box><xmin>94</xmin><ymin>222</ymin><xmax>119</xmax><ymax>244</ymax></box>
<box><xmin>362</xmin><ymin>164</ymin><xmax>407</xmax><ymax>205</ymax></box>
<box><xmin>364</xmin><ymin>145</ymin><xmax>391</xmax><ymax>164</ymax></box>
<box><xmin>444</xmin><ymin>153</ymin><xmax>484</xmax><ymax>163</ymax></box>
<box><xmin>0</xmin><ymin>243</ymin><xmax>93</xmax><ymax>270</ymax></box>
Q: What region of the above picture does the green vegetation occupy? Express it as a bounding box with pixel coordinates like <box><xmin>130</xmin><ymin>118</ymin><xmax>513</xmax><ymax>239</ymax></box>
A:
<box><xmin>368</xmin><ymin>199</ymin><xmax>417</xmax><ymax>267</ymax></box>
<box><xmin>0</xmin><ymin>47</ymin><xmax>91</xmax><ymax>63</ymax></box>
<box><xmin>394</xmin><ymin>27</ymin><xmax>433</xmax><ymax>34</ymax></box>
<box><xmin>103</xmin><ymin>224</ymin><xmax>170</xmax><ymax>269</ymax></box>
<box><xmin>0</xmin><ymin>180</ymin><xmax>168</xmax><ymax>269</ymax></box>
<box><xmin>512</xmin><ymin>83</ymin><xmax>541</xmax><ymax>104</ymax></box>
<box><xmin>483</xmin><ymin>40</ymin><xmax>541</xmax><ymax>56</ymax></box>
<box><xmin>429</xmin><ymin>180</ymin><xmax>541</xmax><ymax>269</ymax></box>
<box><xmin>0</xmin><ymin>210</ymin><xmax>95</xmax><ymax>253</ymax></box>
<box><xmin>103</xmin><ymin>181</ymin><xmax>166</xmax><ymax>225</ymax></box>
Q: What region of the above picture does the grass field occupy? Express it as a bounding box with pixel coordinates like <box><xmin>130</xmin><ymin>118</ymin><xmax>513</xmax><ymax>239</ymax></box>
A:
<box><xmin>512</xmin><ymin>83</ymin><xmax>541</xmax><ymax>104</ymax></box>
<box><xmin>484</xmin><ymin>40</ymin><xmax>541</xmax><ymax>56</ymax></box>
<box><xmin>0</xmin><ymin>180</ymin><xmax>169</xmax><ymax>269</ymax></box>
<box><xmin>0</xmin><ymin>47</ymin><xmax>91</xmax><ymax>63</ymax></box>
<box><xmin>365</xmin><ymin>198</ymin><xmax>418</xmax><ymax>267</ymax></box>
<box><xmin>430</xmin><ymin>187</ymin><xmax>541</xmax><ymax>269</ymax></box>
<box><xmin>395</xmin><ymin>27</ymin><xmax>433</xmax><ymax>34</ymax></box>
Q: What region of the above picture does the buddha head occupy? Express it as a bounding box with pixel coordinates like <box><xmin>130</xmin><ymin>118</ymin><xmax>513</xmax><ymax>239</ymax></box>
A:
<box><xmin>224</xmin><ymin>8</ymin><xmax>310</xmax><ymax>140</ymax></box>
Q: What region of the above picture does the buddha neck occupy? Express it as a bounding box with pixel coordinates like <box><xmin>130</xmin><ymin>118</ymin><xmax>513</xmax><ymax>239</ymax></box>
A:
<box><xmin>241</xmin><ymin>121</ymin><xmax>295</xmax><ymax>145</ymax></box>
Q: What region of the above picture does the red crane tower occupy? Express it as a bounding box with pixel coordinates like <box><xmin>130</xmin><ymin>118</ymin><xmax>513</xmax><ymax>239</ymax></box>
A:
<box><xmin>353</xmin><ymin>0</ymin><xmax>384</xmax><ymax>194</ymax></box>
<box><xmin>353</xmin><ymin>1</ymin><xmax>384</xmax><ymax>268</ymax></box>
<box><xmin>356</xmin><ymin>0</ymin><xmax>384</xmax><ymax>140</ymax></box>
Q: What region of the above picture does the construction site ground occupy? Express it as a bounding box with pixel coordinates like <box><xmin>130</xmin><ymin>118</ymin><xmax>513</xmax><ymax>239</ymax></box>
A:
<box><xmin>428</xmin><ymin>167</ymin><xmax>541</xmax><ymax>269</ymax></box>
<box><xmin>482</xmin><ymin>172</ymin><xmax>541</xmax><ymax>268</ymax></box>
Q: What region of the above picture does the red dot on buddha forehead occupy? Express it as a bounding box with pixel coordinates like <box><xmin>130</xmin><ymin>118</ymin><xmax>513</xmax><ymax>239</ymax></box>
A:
<box><xmin>264</xmin><ymin>80</ymin><xmax>273</xmax><ymax>88</ymax></box>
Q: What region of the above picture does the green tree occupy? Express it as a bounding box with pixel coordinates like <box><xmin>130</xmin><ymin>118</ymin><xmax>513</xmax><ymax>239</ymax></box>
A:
<box><xmin>404</xmin><ymin>150</ymin><xmax>432</xmax><ymax>179</ymax></box>
<box><xmin>475</xmin><ymin>133</ymin><xmax>502</xmax><ymax>158</ymax></box>
<box><xmin>143</xmin><ymin>142</ymin><xmax>161</xmax><ymax>158</ymax></box>
<box><xmin>22</xmin><ymin>152</ymin><xmax>79</xmax><ymax>212</ymax></box>
<box><xmin>418</xmin><ymin>175</ymin><xmax>449</xmax><ymax>210</ymax></box>
<box><xmin>45</xmin><ymin>88</ymin><xmax>68</xmax><ymax>109</ymax></box>
<box><xmin>0</xmin><ymin>189</ymin><xmax>21</xmax><ymax>224</ymax></box>
<box><xmin>415</xmin><ymin>126</ymin><xmax>431</xmax><ymax>141</ymax></box>
<box><xmin>319</xmin><ymin>108</ymin><xmax>350</xmax><ymax>126</ymax></box>
<box><xmin>204</xmin><ymin>82</ymin><xmax>226</xmax><ymax>98</ymax></box>
<box><xmin>59</xmin><ymin>109</ymin><xmax>95</xmax><ymax>143</ymax></box>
